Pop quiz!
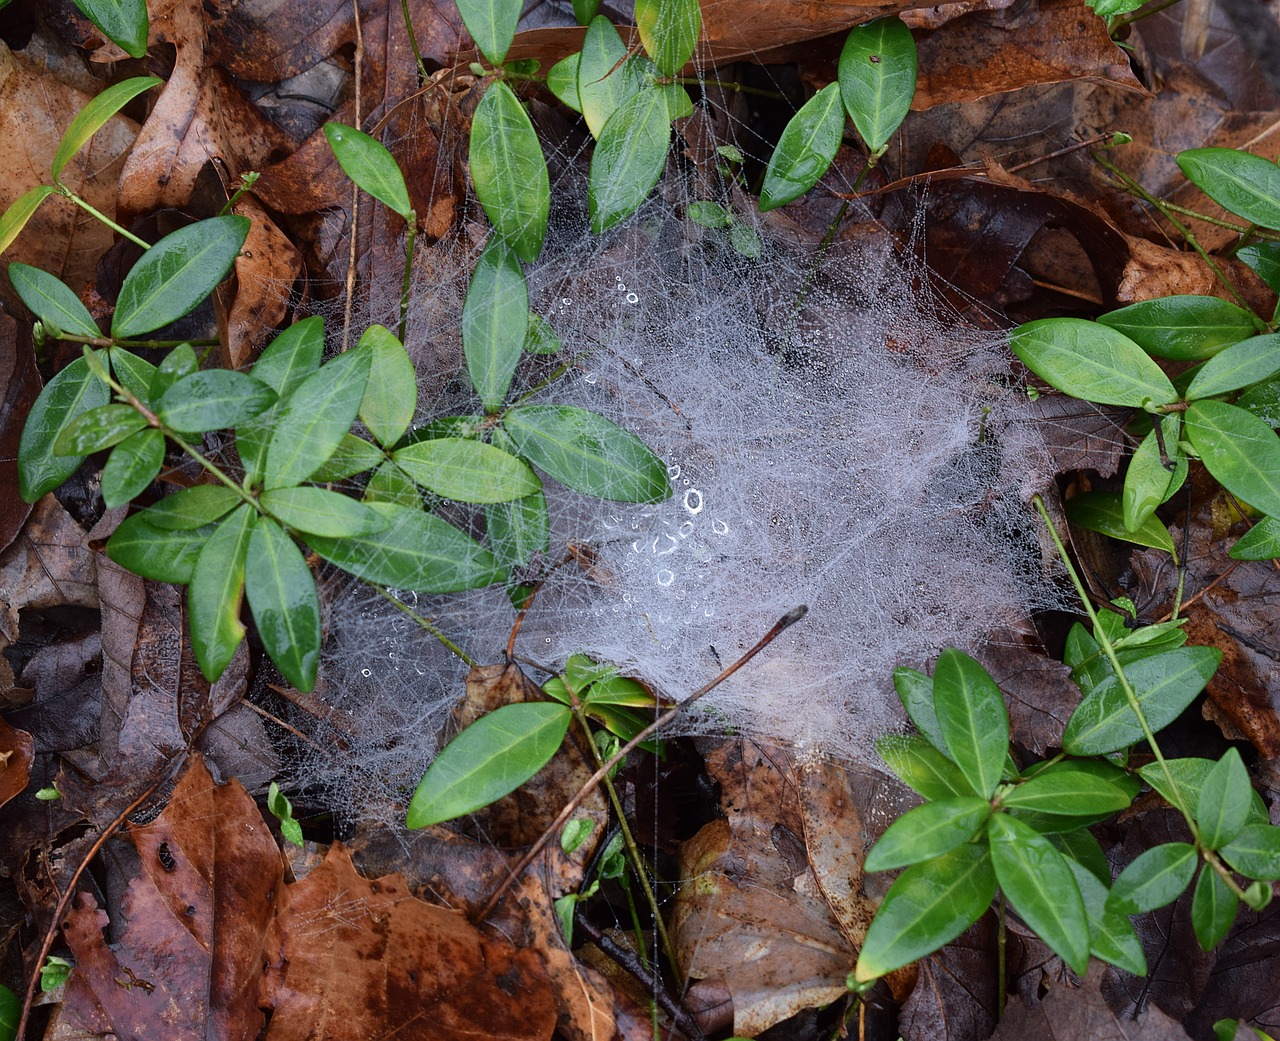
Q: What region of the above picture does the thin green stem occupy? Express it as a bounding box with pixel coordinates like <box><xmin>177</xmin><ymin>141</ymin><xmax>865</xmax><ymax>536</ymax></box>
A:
<box><xmin>1109</xmin><ymin>0</ymin><xmax>1183</xmax><ymax>30</ymax></box>
<box><xmin>673</xmin><ymin>76</ymin><xmax>788</xmax><ymax>100</ymax></box>
<box><xmin>376</xmin><ymin>588</ymin><xmax>476</xmax><ymax>666</ymax></box>
<box><xmin>220</xmin><ymin>172</ymin><xmax>260</xmax><ymax>216</ymax></box>
<box><xmin>60</xmin><ymin>333</ymin><xmax>220</xmax><ymax>350</ymax></box>
<box><xmin>996</xmin><ymin>891</ymin><xmax>1007</xmax><ymax>1016</ymax></box>
<box><xmin>399</xmin><ymin>0</ymin><xmax>431</xmax><ymax>83</ymax></box>
<box><xmin>1157</xmin><ymin>200</ymin><xmax>1280</xmax><ymax>240</ymax></box>
<box><xmin>61</xmin><ymin>187</ymin><xmax>151</xmax><ymax>250</ymax></box>
<box><xmin>399</xmin><ymin>213</ymin><xmax>417</xmax><ymax>343</ymax></box>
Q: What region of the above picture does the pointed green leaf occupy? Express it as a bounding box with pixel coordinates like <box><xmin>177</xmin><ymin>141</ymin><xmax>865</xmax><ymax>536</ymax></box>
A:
<box><xmin>758</xmin><ymin>83</ymin><xmax>843</xmax><ymax>212</ymax></box>
<box><xmin>53</xmin><ymin>402</ymin><xmax>146</xmax><ymax>457</ymax></box>
<box><xmin>876</xmin><ymin>734</ymin><xmax>975</xmax><ymax>800</ymax></box>
<box><xmin>148</xmin><ymin>343</ymin><xmax>197</xmax><ymax>401</ymax></box>
<box><xmin>106</xmin><ymin>514</ymin><xmax>216</xmax><ymax>584</ymax></box>
<box><xmin>142</xmin><ymin>485</ymin><xmax>243</xmax><ymax>530</ymax></box>
<box><xmin>686</xmin><ymin>201</ymin><xmax>732</xmax><ymax>229</ymax></box>
<box><xmin>503</xmin><ymin>404</ymin><xmax>671</xmax><ymax>503</ymax></box>
<box><xmin>156</xmin><ymin>370</ymin><xmax>276</xmax><ymax>433</ymax></box>
<box><xmin>932</xmin><ymin>649</ymin><xmax>1008</xmax><ymax>799</ymax></box>
<box><xmin>109</xmin><ymin>347</ymin><xmax>159</xmax><ymax>403</ymax></box>
<box><xmin>245</xmin><ymin>516</ymin><xmax>320</xmax><ymax>692</ymax></box>
<box><xmin>470</xmin><ymin>81</ymin><xmax>550</xmax><ymax>262</ymax></box>
<box><xmin>635</xmin><ymin>0</ymin><xmax>701</xmax><ymax>77</ymax></box>
<box><xmin>308</xmin><ymin>433</ymin><xmax>386</xmax><ymax>483</ymax></box>
<box><xmin>112</xmin><ymin>217</ymin><xmax>250</xmax><ymax>338</ymax></box>
<box><xmin>1054</xmin><ymin>827</ymin><xmax>1113</xmax><ymax>883</ymax></box>
<box><xmin>1220</xmin><ymin>823</ymin><xmax>1280</xmax><ymax>879</ymax></box>
<box><xmin>1230</xmin><ymin>516</ymin><xmax>1280</xmax><ymax>560</ymax></box>
<box><xmin>893</xmin><ymin>666</ymin><xmax>947</xmax><ymax>753</ymax></box>
<box><xmin>1066</xmin><ymin>857</ymin><xmax>1147</xmax><ymax>976</ymax></box>
<box><xmin>1197</xmin><ymin>748</ymin><xmax>1253</xmax><ymax>851</ymax></box>
<box><xmin>589</xmin><ymin>85</ymin><xmax>674</xmax><ymax>234</ymax></box>
<box><xmin>265</xmin><ymin>344</ymin><xmax>371</xmax><ymax>489</ymax></box>
<box><xmin>1011</xmin><ymin>318</ymin><xmax>1177</xmax><ymax>407</ymax></box>
<box><xmin>1124</xmin><ymin>418</ymin><xmax>1181</xmax><ymax>533</ymax></box>
<box><xmin>1097</xmin><ymin>295</ymin><xmax>1262</xmax><ymax>361</ymax></box>
<box><xmin>363</xmin><ymin>461</ymin><xmax>423</xmax><ymax>507</ymax></box>
<box><xmin>0</xmin><ymin>186</ymin><xmax>56</xmax><ymax>256</ymax></box>
<box><xmin>455</xmin><ymin>0</ymin><xmax>523</xmax><ymax>66</ymax></box>
<box><xmin>1001</xmin><ymin>760</ymin><xmax>1137</xmax><ymax>817</ymax></box>
<box><xmin>52</xmin><ymin>75</ymin><xmax>161</xmax><ymax>180</ymax></box>
<box><xmin>1192</xmin><ymin>864</ymin><xmax>1239</xmax><ymax>951</ymax></box>
<box><xmin>524</xmin><ymin>312</ymin><xmax>561</xmax><ymax>354</ymax></box>
<box><xmin>259</xmin><ymin>486</ymin><xmax>389</xmax><ymax>538</ymax></box>
<box><xmin>837</xmin><ymin>18</ymin><xmax>917</xmax><ymax>154</ymax></box>
<box><xmin>8</xmin><ymin>263</ymin><xmax>99</xmax><ymax>338</ymax></box>
<box><xmin>1108</xmin><ymin>842</ymin><xmax>1197</xmax><ymax>914</ymax></box>
<box><xmin>323</xmin><ymin>123</ymin><xmax>413</xmax><ymax>220</ymax></box>
<box><xmin>356</xmin><ymin>324</ymin><xmax>416</xmax><ymax>447</ymax></box>
<box><xmin>1239</xmin><ymin>243</ymin><xmax>1280</xmax><ymax>293</ymax></box>
<box><xmin>18</xmin><ymin>355</ymin><xmax>110</xmax><ymax>502</ymax></box>
<box><xmin>189</xmin><ymin>504</ymin><xmax>254</xmax><ymax>682</ymax></box>
<box><xmin>485</xmin><ymin>490</ymin><xmax>548</xmax><ymax>569</ymax></box>
<box><xmin>572</xmin><ymin>0</ymin><xmax>598</xmax><ymax>22</ymax></box>
<box><xmin>1186</xmin><ymin>400</ymin><xmax>1280</xmax><ymax>517</ymax></box>
<box><xmin>407</xmin><ymin>701</ymin><xmax>572</xmax><ymax>827</ymax></box>
<box><xmin>1067</xmin><ymin>489</ymin><xmax>1175</xmax><ymax>554</ymax></box>
<box><xmin>1185</xmin><ymin>334</ymin><xmax>1280</xmax><ymax>400</ymax></box>
<box><xmin>853</xmin><ymin>844</ymin><xmax>996</xmax><ymax>983</ymax></box>
<box><xmin>267</xmin><ymin>782</ymin><xmax>304</xmax><ymax>847</ymax></box>
<box><xmin>71</xmin><ymin>0</ymin><xmax>149</xmax><ymax>58</ymax></box>
<box><xmin>392</xmin><ymin>437</ymin><xmax>539</xmax><ymax>503</ymax></box>
<box><xmin>578</xmin><ymin>17</ymin><xmax>647</xmax><ymax>139</ymax></box>
<box><xmin>863</xmin><ymin>797</ymin><xmax>991</xmax><ymax>872</ymax></box>
<box><xmin>101</xmin><ymin>427</ymin><xmax>164</xmax><ymax>508</ymax></box>
<box><xmin>462</xmin><ymin>238</ymin><xmax>527</xmax><ymax>412</ymax></box>
<box><xmin>1139</xmin><ymin>757</ymin><xmax>1268</xmax><ymax>825</ymax></box>
<box><xmin>1238</xmin><ymin>375</ymin><xmax>1280</xmax><ymax>426</ymax></box>
<box><xmin>238</xmin><ymin>317</ymin><xmax>326</xmax><ymax>485</ymax></box>
<box><xmin>547</xmin><ymin>52</ymin><xmax>582</xmax><ymax>112</ymax></box>
<box><xmin>1178</xmin><ymin>148</ymin><xmax>1280</xmax><ymax>229</ymax></box>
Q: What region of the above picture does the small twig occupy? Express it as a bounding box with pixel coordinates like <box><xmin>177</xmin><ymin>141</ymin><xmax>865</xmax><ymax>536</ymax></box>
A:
<box><xmin>341</xmin><ymin>0</ymin><xmax>365</xmax><ymax>353</ymax></box>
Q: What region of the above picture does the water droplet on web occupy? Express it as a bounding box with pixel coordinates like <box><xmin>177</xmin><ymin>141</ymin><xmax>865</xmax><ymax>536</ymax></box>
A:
<box><xmin>361</xmin><ymin>668</ymin><xmax>371</xmax><ymax>678</ymax></box>
<box><xmin>561</xmin><ymin>297</ymin><xmax>571</xmax><ymax>305</ymax></box>
<box><xmin>626</xmin><ymin>292</ymin><xmax>638</xmax><ymax>304</ymax></box>
<box><xmin>667</xmin><ymin>464</ymin><xmax>681</xmax><ymax>479</ymax></box>
<box><xmin>656</xmin><ymin>570</ymin><xmax>674</xmax><ymax>586</ymax></box>
<box><xmin>678</xmin><ymin>521</ymin><xmax>694</xmax><ymax>538</ymax></box>
<box><xmin>683</xmin><ymin>489</ymin><xmax>703</xmax><ymax>514</ymax></box>
<box><xmin>704</xmin><ymin>606</ymin><xmax>715</xmax><ymax>617</ymax></box>
<box><xmin>583</xmin><ymin>372</ymin><xmax>598</xmax><ymax>384</ymax></box>
<box><xmin>712</xmin><ymin>519</ymin><xmax>729</xmax><ymax>535</ymax></box>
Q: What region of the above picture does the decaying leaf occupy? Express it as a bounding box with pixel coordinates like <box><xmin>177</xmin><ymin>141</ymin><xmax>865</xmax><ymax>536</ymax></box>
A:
<box><xmin>0</xmin><ymin>714</ymin><xmax>33</xmax><ymax>811</ymax></box>
<box><xmin>0</xmin><ymin>316</ymin><xmax>37</xmax><ymax>555</ymax></box>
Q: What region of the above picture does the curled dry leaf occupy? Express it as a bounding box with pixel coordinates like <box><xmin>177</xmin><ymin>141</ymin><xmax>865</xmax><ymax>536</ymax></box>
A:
<box><xmin>220</xmin><ymin>195</ymin><xmax>304</xmax><ymax>370</ymax></box>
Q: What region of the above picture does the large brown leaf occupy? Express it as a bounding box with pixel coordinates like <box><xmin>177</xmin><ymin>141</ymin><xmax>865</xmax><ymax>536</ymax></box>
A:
<box><xmin>0</xmin><ymin>713</ymin><xmax>33</xmax><ymax>811</ymax></box>
<box><xmin>0</xmin><ymin>315</ymin><xmax>37</xmax><ymax>555</ymax></box>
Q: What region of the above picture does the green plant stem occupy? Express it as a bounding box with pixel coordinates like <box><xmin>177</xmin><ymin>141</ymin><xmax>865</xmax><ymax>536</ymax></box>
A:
<box><xmin>674</xmin><ymin>76</ymin><xmax>788</xmax><ymax>100</ymax></box>
<box><xmin>398</xmin><ymin>0</ymin><xmax>431</xmax><ymax>83</ymax></box>
<box><xmin>399</xmin><ymin>213</ymin><xmax>417</xmax><ymax>343</ymax></box>
<box><xmin>1109</xmin><ymin>0</ymin><xmax>1183</xmax><ymax>30</ymax></box>
<box><xmin>997</xmin><ymin>891</ymin><xmax>1007</xmax><ymax>1016</ymax></box>
<box><xmin>220</xmin><ymin>171</ymin><xmax>260</xmax><ymax>216</ymax></box>
<box><xmin>375</xmin><ymin>587</ymin><xmax>476</xmax><ymax>666</ymax></box>
<box><xmin>62</xmin><ymin>334</ymin><xmax>221</xmax><ymax>350</ymax></box>
<box><xmin>60</xmin><ymin>187</ymin><xmax>151</xmax><ymax>250</ymax></box>
<box><xmin>1156</xmin><ymin>201</ymin><xmax>1280</xmax><ymax>241</ymax></box>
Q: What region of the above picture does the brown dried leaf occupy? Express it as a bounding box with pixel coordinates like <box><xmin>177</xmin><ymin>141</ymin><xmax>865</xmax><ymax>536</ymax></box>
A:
<box><xmin>219</xmin><ymin>195</ymin><xmax>303</xmax><ymax>369</ymax></box>
<box><xmin>0</xmin><ymin>713</ymin><xmax>34</xmax><ymax>810</ymax></box>
<box><xmin>993</xmin><ymin>965</ymin><xmax>1194</xmax><ymax>1040</ymax></box>
<box><xmin>0</xmin><ymin>315</ymin><xmax>37</xmax><ymax>555</ymax></box>
<box><xmin>1116</xmin><ymin>236</ymin><xmax>1273</xmax><ymax>314</ymax></box>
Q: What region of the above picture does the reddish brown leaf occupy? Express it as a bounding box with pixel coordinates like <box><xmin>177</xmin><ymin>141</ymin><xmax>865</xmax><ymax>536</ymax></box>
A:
<box><xmin>993</xmin><ymin>965</ymin><xmax>1194</xmax><ymax>1040</ymax></box>
<box><xmin>0</xmin><ymin>713</ymin><xmax>34</xmax><ymax>810</ymax></box>
<box><xmin>219</xmin><ymin>195</ymin><xmax>303</xmax><ymax>370</ymax></box>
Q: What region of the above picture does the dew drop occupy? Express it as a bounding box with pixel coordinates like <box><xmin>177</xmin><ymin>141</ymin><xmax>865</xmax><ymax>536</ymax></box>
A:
<box><xmin>683</xmin><ymin>489</ymin><xmax>703</xmax><ymax>514</ymax></box>
<box><xmin>667</xmin><ymin>463</ymin><xmax>682</xmax><ymax>479</ymax></box>
<box><xmin>361</xmin><ymin>668</ymin><xmax>372</xmax><ymax>678</ymax></box>
<box><xmin>626</xmin><ymin>292</ymin><xmax>638</xmax><ymax>304</ymax></box>
<box><xmin>656</xmin><ymin>570</ymin><xmax>674</xmax><ymax>586</ymax></box>
<box><xmin>712</xmin><ymin>519</ymin><xmax>729</xmax><ymax>535</ymax></box>
<box><xmin>678</xmin><ymin>521</ymin><xmax>694</xmax><ymax>538</ymax></box>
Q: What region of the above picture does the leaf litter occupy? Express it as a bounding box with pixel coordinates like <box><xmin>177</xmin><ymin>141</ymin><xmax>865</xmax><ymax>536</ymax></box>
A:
<box><xmin>1</xmin><ymin>0</ymin><xmax>1280</xmax><ymax>1039</ymax></box>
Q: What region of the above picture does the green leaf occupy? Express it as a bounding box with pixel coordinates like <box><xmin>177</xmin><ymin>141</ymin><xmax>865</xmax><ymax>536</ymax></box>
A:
<box><xmin>1054</xmin><ymin>827</ymin><xmax>1112</xmax><ymax>883</ymax></box>
<box><xmin>1063</xmin><ymin>646</ymin><xmax>1222</xmax><ymax>755</ymax></box>
<box><xmin>111</xmin><ymin>217</ymin><xmax>250</xmax><ymax>338</ymax></box>
<box><xmin>1197</xmin><ymin>748</ymin><xmax>1252</xmax><ymax>850</ymax></box>
<box><xmin>837</xmin><ymin>18</ymin><xmax>917</xmax><ymax>154</ymax></box>
<box><xmin>1109</xmin><ymin>842</ymin><xmax>1197</xmax><ymax>914</ymax></box>
<box><xmin>8</xmin><ymin>263</ymin><xmax>99</xmax><ymax>337</ymax></box>
<box><xmin>686</xmin><ymin>201</ymin><xmax>732</xmax><ymax>229</ymax></box>
<box><xmin>1220</xmin><ymin>823</ymin><xmax>1280</xmax><ymax>879</ymax></box>
<box><xmin>1001</xmin><ymin>760</ymin><xmax>1137</xmax><ymax>816</ymax></box>
<box><xmin>407</xmin><ymin>702</ymin><xmax>572</xmax><ymax>827</ymax></box>
<box><xmin>1067</xmin><ymin>490</ymin><xmax>1175</xmax><ymax>554</ymax></box>
<box><xmin>578</xmin><ymin>17</ymin><xmax>647</xmax><ymax>139</ymax></box>
<box><xmin>988</xmin><ymin>813</ymin><xmax>1090</xmax><ymax>974</ymax></box>
<box><xmin>308</xmin><ymin>502</ymin><xmax>504</xmax><ymax>593</ymax></box>
<box><xmin>143</xmin><ymin>485</ymin><xmax>243</xmax><ymax>530</ymax></box>
<box><xmin>588</xmin><ymin>85</ymin><xmax>674</xmax><ymax>234</ymax></box>
<box><xmin>503</xmin><ymin>404</ymin><xmax>671</xmax><ymax>503</ymax></box>
<box><xmin>572</xmin><ymin>0</ymin><xmax>598</xmax><ymax>22</ymax></box>
<box><xmin>307</xmin><ymin>433</ymin><xmax>386</xmax><ymax>483</ymax></box>
<box><xmin>634</xmin><ymin>0</ymin><xmax>702</xmax><ymax>77</ymax></box>
<box><xmin>245</xmin><ymin>516</ymin><xmax>321</xmax><ymax>692</ymax></box>
<box><xmin>110</xmin><ymin>347</ymin><xmax>159</xmax><ymax>403</ymax></box>
<box><xmin>1178</xmin><ymin>148</ymin><xmax>1280</xmax><ymax>229</ymax></box>
<box><xmin>863</xmin><ymin>797</ymin><xmax>991</xmax><ymax>872</ymax></box>
<box><xmin>1185</xmin><ymin>334</ymin><xmax>1280</xmax><ymax>400</ymax></box>
<box><xmin>894</xmin><ymin>665</ymin><xmax>947</xmax><ymax>754</ymax></box>
<box><xmin>728</xmin><ymin>219</ymin><xmax>763</xmax><ymax>258</ymax></box>
<box><xmin>101</xmin><ymin>427</ymin><xmax>164</xmax><ymax>508</ymax></box>
<box><xmin>71</xmin><ymin>0</ymin><xmax>149</xmax><ymax>58</ymax></box>
<box><xmin>156</xmin><ymin>370</ymin><xmax>276</xmax><ymax>433</ymax></box>
<box><xmin>470</xmin><ymin>81</ymin><xmax>550</xmax><ymax>262</ymax></box>
<box><xmin>853</xmin><ymin>844</ymin><xmax>996</xmax><ymax>984</ymax></box>
<box><xmin>455</xmin><ymin>0</ymin><xmax>523</xmax><ymax>66</ymax></box>
<box><xmin>53</xmin><ymin>403</ymin><xmax>146</xmax><ymax>456</ymax></box>
<box><xmin>758</xmin><ymin>83</ymin><xmax>843</xmax><ymax>212</ymax></box>
<box><xmin>462</xmin><ymin>238</ymin><xmax>527</xmax><ymax>412</ymax></box>
<box><xmin>52</xmin><ymin>75</ymin><xmax>161</xmax><ymax>180</ymax></box>
<box><xmin>105</xmin><ymin>514</ymin><xmax>217</xmax><ymax>583</ymax></box>
<box><xmin>148</xmin><ymin>343</ymin><xmax>197</xmax><ymax>401</ymax></box>
<box><xmin>322</xmin><ymin>123</ymin><xmax>413</xmax><ymax>220</ymax></box>
<box><xmin>189</xmin><ymin>504</ymin><xmax>254</xmax><ymax>682</ymax></box>
<box><xmin>1066</xmin><ymin>857</ymin><xmax>1147</xmax><ymax>976</ymax></box>
<box><xmin>238</xmin><ymin>317</ymin><xmax>326</xmax><ymax>486</ymax></box>
<box><xmin>932</xmin><ymin>649</ymin><xmax>1008</xmax><ymax>800</ymax></box>
<box><xmin>1139</xmin><ymin>757</ymin><xmax>1267</xmax><ymax>824</ymax></box>
<box><xmin>1231</xmin><ymin>516</ymin><xmax>1280</xmax><ymax>560</ymax></box>
<box><xmin>267</xmin><ymin>782</ymin><xmax>304</xmax><ymax>847</ymax></box>
<box><xmin>355</xmin><ymin>324</ymin><xmax>417</xmax><ymax>447</ymax></box>
<box><xmin>260</xmin><ymin>487</ymin><xmax>389</xmax><ymax>538</ymax></box>
<box><xmin>876</xmin><ymin>734</ymin><xmax>975</xmax><ymax>800</ymax></box>
<box><xmin>1097</xmin><ymin>296</ymin><xmax>1262</xmax><ymax>361</ymax></box>
<box><xmin>364</xmin><ymin>461</ymin><xmax>424</xmax><ymax>507</ymax></box>
<box><xmin>547</xmin><ymin>52</ymin><xmax>582</xmax><ymax>112</ymax></box>
<box><xmin>1192</xmin><ymin>864</ymin><xmax>1239</xmax><ymax>951</ymax></box>
<box><xmin>485</xmin><ymin>490</ymin><xmax>549</xmax><ymax>569</ymax></box>
<box><xmin>1011</xmin><ymin>318</ymin><xmax>1178</xmax><ymax>407</ymax></box>
<box><xmin>1238</xmin><ymin>242</ymin><xmax>1280</xmax><ymax>293</ymax></box>
<box><xmin>18</xmin><ymin>355</ymin><xmax>111</xmax><ymax>502</ymax></box>
<box><xmin>1186</xmin><ymin>400</ymin><xmax>1280</xmax><ymax>516</ymax></box>
<box><xmin>0</xmin><ymin>186</ymin><xmax>55</xmax><ymax>256</ymax></box>
<box><xmin>265</xmin><ymin>344</ymin><xmax>372</xmax><ymax>489</ymax></box>
<box><xmin>1089</xmin><ymin>0</ymin><xmax>1149</xmax><ymax>15</ymax></box>
<box><xmin>1124</xmin><ymin>418</ymin><xmax>1181</xmax><ymax>533</ymax></box>
<box><xmin>524</xmin><ymin>312</ymin><xmax>561</xmax><ymax>354</ymax></box>
<box><xmin>392</xmin><ymin>437</ymin><xmax>540</xmax><ymax>503</ymax></box>
<box><xmin>0</xmin><ymin>981</ymin><xmax>19</xmax><ymax>1041</ymax></box>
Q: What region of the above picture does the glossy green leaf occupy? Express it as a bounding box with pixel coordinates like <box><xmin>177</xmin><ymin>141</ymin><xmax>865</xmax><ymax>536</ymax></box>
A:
<box><xmin>265</xmin><ymin>344</ymin><xmax>372</xmax><ymax>489</ymax></box>
<box><xmin>524</xmin><ymin>312</ymin><xmax>561</xmax><ymax>355</ymax></box>
<box><xmin>1238</xmin><ymin>242</ymin><xmax>1280</xmax><ymax>293</ymax></box>
<box><xmin>1124</xmin><ymin>419</ymin><xmax>1181</xmax><ymax>533</ymax></box>
<box><xmin>363</xmin><ymin>461</ymin><xmax>423</xmax><ymax>507</ymax></box>
<box><xmin>1237</xmin><ymin>375</ymin><xmax>1280</xmax><ymax>427</ymax></box>
<box><xmin>1192</xmin><ymin>864</ymin><xmax>1239</xmax><ymax>951</ymax></box>
<box><xmin>260</xmin><ymin>486</ymin><xmax>389</xmax><ymax>538</ymax></box>
<box><xmin>876</xmin><ymin>734</ymin><xmax>975</xmax><ymax>800</ymax></box>
<box><xmin>1185</xmin><ymin>334</ymin><xmax>1280</xmax><ymax>400</ymax></box>
<box><xmin>1097</xmin><ymin>296</ymin><xmax>1262</xmax><ymax>361</ymax></box>
<box><xmin>111</xmin><ymin>217</ymin><xmax>250</xmax><ymax>338</ymax></box>
<box><xmin>1066</xmin><ymin>858</ymin><xmax>1147</xmax><ymax>976</ymax></box>
<box><xmin>455</xmin><ymin>0</ymin><xmax>522</xmax><ymax>66</ymax></box>
<box><xmin>308</xmin><ymin>502</ymin><xmax>504</xmax><ymax>592</ymax></box>
<box><xmin>356</xmin><ymin>324</ymin><xmax>416</xmax><ymax>447</ymax></box>
<box><xmin>504</xmin><ymin>404</ymin><xmax>671</xmax><ymax>503</ymax></box>
<box><xmin>323</xmin><ymin>123</ymin><xmax>413</xmax><ymax>220</ymax></box>
<box><xmin>686</xmin><ymin>201</ymin><xmax>732</xmax><ymax>228</ymax></box>
<box><xmin>148</xmin><ymin>343</ymin><xmax>197</xmax><ymax>401</ymax></box>
<box><xmin>728</xmin><ymin>219</ymin><xmax>763</xmax><ymax>258</ymax></box>
<box><xmin>1063</xmin><ymin>646</ymin><xmax>1222</xmax><ymax>755</ymax></box>
<box><xmin>1186</xmin><ymin>400</ymin><xmax>1280</xmax><ymax>516</ymax></box>
<box><xmin>1197</xmin><ymin>748</ymin><xmax>1252</xmax><ymax>850</ymax></box>
<box><xmin>863</xmin><ymin>797</ymin><xmax>990</xmax><ymax>872</ymax></box>
<box><xmin>578</xmin><ymin>17</ymin><xmax>647</xmax><ymax>139</ymax></box>
<box><xmin>1067</xmin><ymin>489</ymin><xmax>1175</xmax><ymax>554</ymax></box>
<box><xmin>1220</xmin><ymin>823</ymin><xmax>1280</xmax><ymax>879</ymax></box>
<box><xmin>18</xmin><ymin>355</ymin><xmax>110</xmax><ymax>502</ymax></box>
<box><xmin>189</xmin><ymin>504</ymin><xmax>254</xmax><ymax>682</ymax></box>
<box><xmin>105</xmin><ymin>514</ymin><xmax>217</xmax><ymax>584</ymax></box>
<box><xmin>156</xmin><ymin>370</ymin><xmax>276</xmax><ymax>433</ymax></box>
<box><xmin>268</xmin><ymin>782</ymin><xmax>304</xmax><ymax>847</ymax></box>
<box><xmin>893</xmin><ymin>665</ymin><xmax>946</xmax><ymax>754</ymax></box>
<box><xmin>1139</xmin><ymin>757</ymin><xmax>1268</xmax><ymax>824</ymax></box>
<box><xmin>1054</xmin><ymin>827</ymin><xmax>1112</xmax><ymax>883</ymax></box>
<box><xmin>1178</xmin><ymin>148</ymin><xmax>1280</xmax><ymax>229</ymax></box>
<box><xmin>245</xmin><ymin>516</ymin><xmax>320</xmax><ymax>692</ymax></box>
<box><xmin>758</xmin><ymin>83</ymin><xmax>843</xmax><ymax>212</ymax></box>
<box><xmin>635</xmin><ymin>0</ymin><xmax>701</xmax><ymax>77</ymax></box>
<box><xmin>1011</xmin><ymin>318</ymin><xmax>1177</xmax><ymax>407</ymax></box>
<box><xmin>1230</xmin><ymin>516</ymin><xmax>1280</xmax><ymax>560</ymax></box>
<box><xmin>1108</xmin><ymin>842</ymin><xmax>1197</xmax><ymax>914</ymax></box>
<box><xmin>308</xmin><ymin>433</ymin><xmax>386</xmax><ymax>483</ymax></box>
<box><xmin>589</xmin><ymin>85</ymin><xmax>674</xmax><ymax>234</ymax></box>
<box><xmin>1001</xmin><ymin>760</ymin><xmax>1137</xmax><ymax>816</ymax></box>
<box><xmin>484</xmin><ymin>488</ymin><xmax>547</xmax><ymax>570</ymax></box>
<box><xmin>8</xmin><ymin>263</ymin><xmax>99</xmax><ymax>338</ymax></box>
<box><xmin>142</xmin><ymin>485</ymin><xmax>243</xmax><ymax>530</ymax></box>
<box><xmin>932</xmin><ymin>649</ymin><xmax>1008</xmax><ymax>799</ymax></box>
<box><xmin>407</xmin><ymin>701</ymin><xmax>572</xmax><ymax>827</ymax></box>
<box><xmin>547</xmin><ymin>52</ymin><xmax>582</xmax><ymax>112</ymax></box>
<box><xmin>470</xmin><ymin>81</ymin><xmax>550</xmax><ymax>262</ymax></box>
<box><xmin>392</xmin><ymin>437</ymin><xmax>539</xmax><ymax>503</ymax></box>
<box><xmin>988</xmin><ymin>813</ymin><xmax>1090</xmax><ymax>974</ymax></box>
<box><xmin>71</xmin><ymin>0</ymin><xmax>149</xmax><ymax>58</ymax></box>
<box><xmin>53</xmin><ymin>403</ymin><xmax>146</xmax><ymax>456</ymax></box>
<box><xmin>238</xmin><ymin>317</ymin><xmax>325</xmax><ymax>485</ymax></box>
<box><xmin>572</xmin><ymin>0</ymin><xmax>598</xmax><ymax>22</ymax></box>
<box><xmin>462</xmin><ymin>238</ymin><xmax>527</xmax><ymax>412</ymax></box>
<box><xmin>853</xmin><ymin>844</ymin><xmax>996</xmax><ymax>983</ymax></box>
<box><xmin>837</xmin><ymin>18</ymin><xmax>917</xmax><ymax>154</ymax></box>
<box><xmin>109</xmin><ymin>347</ymin><xmax>159</xmax><ymax>403</ymax></box>
<box><xmin>52</xmin><ymin>75</ymin><xmax>160</xmax><ymax>180</ymax></box>
<box><xmin>0</xmin><ymin>186</ymin><xmax>55</xmax><ymax>256</ymax></box>
<box><xmin>101</xmin><ymin>427</ymin><xmax>164</xmax><ymax>508</ymax></box>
